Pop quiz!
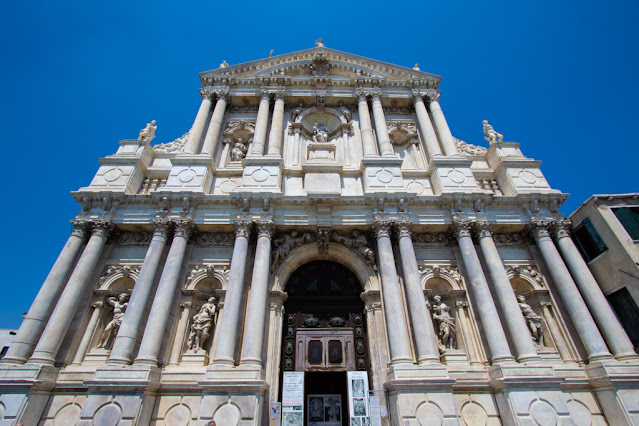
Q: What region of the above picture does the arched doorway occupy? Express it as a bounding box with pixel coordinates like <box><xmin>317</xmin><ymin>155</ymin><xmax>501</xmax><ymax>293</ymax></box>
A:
<box><xmin>280</xmin><ymin>260</ymin><xmax>369</xmax><ymax>426</ymax></box>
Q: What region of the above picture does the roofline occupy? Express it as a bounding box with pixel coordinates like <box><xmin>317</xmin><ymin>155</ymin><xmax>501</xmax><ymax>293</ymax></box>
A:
<box><xmin>569</xmin><ymin>192</ymin><xmax>639</xmax><ymax>218</ymax></box>
<box><xmin>198</xmin><ymin>46</ymin><xmax>442</xmax><ymax>81</ymax></box>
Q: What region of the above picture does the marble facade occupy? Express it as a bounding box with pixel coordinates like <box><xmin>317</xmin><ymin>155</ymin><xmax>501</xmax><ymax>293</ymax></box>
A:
<box><xmin>0</xmin><ymin>45</ymin><xmax>638</xmax><ymax>425</ymax></box>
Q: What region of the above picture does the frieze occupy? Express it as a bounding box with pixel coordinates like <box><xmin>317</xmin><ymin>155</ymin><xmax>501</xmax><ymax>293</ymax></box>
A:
<box><xmin>414</xmin><ymin>233</ymin><xmax>449</xmax><ymax>245</ymax></box>
<box><xmin>230</xmin><ymin>105</ymin><xmax>259</xmax><ymax>113</ymax></box>
<box><xmin>492</xmin><ymin>233</ymin><xmax>525</xmax><ymax>245</ymax></box>
<box><xmin>382</xmin><ymin>106</ymin><xmax>412</xmax><ymax>115</ymax></box>
<box><xmin>117</xmin><ymin>231</ymin><xmax>151</xmax><ymax>246</ymax></box>
<box><xmin>196</xmin><ymin>232</ymin><xmax>235</xmax><ymax>246</ymax></box>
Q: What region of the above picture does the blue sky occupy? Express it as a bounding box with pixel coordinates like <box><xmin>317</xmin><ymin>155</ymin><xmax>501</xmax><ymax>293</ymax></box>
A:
<box><xmin>0</xmin><ymin>0</ymin><xmax>637</xmax><ymax>328</ymax></box>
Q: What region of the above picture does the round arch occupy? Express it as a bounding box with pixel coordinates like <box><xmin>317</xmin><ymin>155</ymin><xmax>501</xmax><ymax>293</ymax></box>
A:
<box><xmin>272</xmin><ymin>242</ymin><xmax>379</xmax><ymax>293</ymax></box>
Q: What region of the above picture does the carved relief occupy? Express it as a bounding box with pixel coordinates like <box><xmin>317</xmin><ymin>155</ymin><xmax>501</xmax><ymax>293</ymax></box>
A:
<box><xmin>117</xmin><ymin>231</ymin><xmax>151</xmax><ymax>246</ymax></box>
<box><xmin>153</xmin><ymin>131</ymin><xmax>190</xmax><ymax>154</ymax></box>
<box><xmin>272</xmin><ymin>231</ymin><xmax>316</xmax><ymax>271</ymax></box>
<box><xmin>506</xmin><ymin>265</ymin><xmax>545</xmax><ymax>287</ymax></box>
<box><xmin>98</xmin><ymin>265</ymin><xmax>140</xmax><ymax>287</ymax></box>
<box><xmin>419</xmin><ymin>265</ymin><xmax>463</xmax><ymax>288</ymax></box>
<box><xmin>184</xmin><ymin>264</ymin><xmax>229</xmax><ymax>288</ymax></box>
<box><xmin>414</xmin><ymin>233</ymin><xmax>449</xmax><ymax>245</ymax></box>
<box><xmin>454</xmin><ymin>137</ymin><xmax>487</xmax><ymax>156</ymax></box>
<box><xmin>386</xmin><ymin>121</ymin><xmax>419</xmax><ymax>147</ymax></box>
<box><xmin>196</xmin><ymin>232</ymin><xmax>235</xmax><ymax>246</ymax></box>
<box><xmin>331</xmin><ymin>230</ymin><xmax>376</xmax><ymax>270</ymax></box>
<box><xmin>310</xmin><ymin>52</ymin><xmax>331</xmax><ymax>76</ymax></box>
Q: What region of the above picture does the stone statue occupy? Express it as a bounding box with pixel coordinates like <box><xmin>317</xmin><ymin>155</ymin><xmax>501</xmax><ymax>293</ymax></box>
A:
<box><xmin>315</xmin><ymin>38</ymin><xmax>325</xmax><ymax>47</ymax></box>
<box><xmin>330</xmin><ymin>230</ymin><xmax>376</xmax><ymax>267</ymax></box>
<box><xmin>230</xmin><ymin>138</ymin><xmax>247</xmax><ymax>161</ymax></box>
<box><xmin>339</xmin><ymin>103</ymin><xmax>352</xmax><ymax>122</ymax></box>
<box><xmin>97</xmin><ymin>293</ymin><xmax>129</xmax><ymax>349</ymax></box>
<box><xmin>312</xmin><ymin>121</ymin><xmax>329</xmax><ymax>143</ymax></box>
<box><xmin>272</xmin><ymin>231</ymin><xmax>316</xmax><ymax>270</ymax></box>
<box><xmin>413</xmin><ymin>63</ymin><xmax>420</xmax><ymax>71</ymax></box>
<box><xmin>291</xmin><ymin>102</ymin><xmax>304</xmax><ymax>122</ymax></box>
<box><xmin>219</xmin><ymin>60</ymin><xmax>229</xmax><ymax>68</ymax></box>
<box><xmin>432</xmin><ymin>295</ymin><xmax>456</xmax><ymax>352</ymax></box>
<box><xmin>138</xmin><ymin>120</ymin><xmax>157</xmax><ymax>142</ymax></box>
<box><xmin>188</xmin><ymin>297</ymin><xmax>217</xmax><ymax>351</ymax></box>
<box><xmin>482</xmin><ymin>120</ymin><xmax>503</xmax><ymax>144</ymax></box>
<box><xmin>518</xmin><ymin>295</ymin><xmax>544</xmax><ymax>347</ymax></box>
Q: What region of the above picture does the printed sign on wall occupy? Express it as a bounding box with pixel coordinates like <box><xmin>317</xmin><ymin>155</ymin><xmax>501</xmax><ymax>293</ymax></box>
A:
<box><xmin>282</xmin><ymin>372</ymin><xmax>304</xmax><ymax>426</ymax></box>
<box><xmin>347</xmin><ymin>371</ymin><xmax>370</xmax><ymax>426</ymax></box>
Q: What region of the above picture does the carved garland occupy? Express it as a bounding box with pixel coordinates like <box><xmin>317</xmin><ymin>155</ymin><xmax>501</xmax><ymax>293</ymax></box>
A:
<box><xmin>184</xmin><ymin>264</ymin><xmax>229</xmax><ymax>290</ymax></box>
<box><xmin>419</xmin><ymin>265</ymin><xmax>464</xmax><ymax>289</ymax></box>
<box><xmin>505</xmin><ymin>265</ymin><xmax>545</xmax><ymax>288</ymax></box>
<box><xmin>98</xmin><ymin>265</ymin><xmax>141</xmax><ymax>289</ymax></box>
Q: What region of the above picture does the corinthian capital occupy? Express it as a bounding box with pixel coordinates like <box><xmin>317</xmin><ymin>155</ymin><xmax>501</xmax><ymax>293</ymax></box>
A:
<box><xmin>70</xmin><ymin>220</ymin><xmax>89</xmax><ymax>239</ymax></box>
<box><xmin>424</xmin><ymin>90</ymin><xmax>441</xmax><ymax>102</ymax></box>
<box><xmin>152</xmin><ymin>218</ymin><xmax>171</xmax><ymax>238</ymax></box>
<box><xmin>234</xmin><ymin>219</ymin><xmax>253</xmax><ymax>239</ymax></box>
<box><xmin>370</xmin><ymin>88</ymin><xmax>383</xmax><ymax>101</ymax></box>
<box><xmin>355</xmin><ymin>88</ymin><xmax>370</xmax><ymax>101</ymax></box>
<box><xmin>91</xmin><ymin>220</ymin><xmax>114</xmax><ymax>238</ymax></box>
<box><xmin>200</xmin><ymin>87</ymin><xmax>215</xmax><ymax>100</ymax></box>
<box><xmin>255</xmin><ymin>220</ymin><xmax>275</xmax><ymax>239</ymax></box>
<box><xmin>213</xmin><ymin>86</ymin><xmax>230</xmax><ymax>101</ymax></box>
<box><xmin>551</xmin><ymin>219</ymin><xmax>572</xmax><ymax>240</ymax></box>
<box><xmin>394</xmin><ymin>221</ymin><xmax>413</xmax><ymax>239</ymax></box>
<box><xmin>173</xmin><ymin>219</ymin><xmax>194</xmax><ymax>239</ymax></box>
<box><xmin>528</xmin><ymin>220</ymin><xmax>552</xmax><ymax>242</ymax></box>
<box><xmin>274</xmin><ymin>87</ymin><xmax>287</xmax><ymax>101</ymax></box>
<box><xmin>373</xmin><ymin>220</ymin><xmax>392</xmax><ymax>239</ymax></box>
<box><xmin>474</xmin><ymin>221</ymin><xmax>493</xmax><ymax>239</ymax></box>
<box><xmin>411</xmin><ymin>89</ymin><xmax>427</xmax><ymax>102</ymax></box>
<box><xmin>259</xmin><ymin>87</ymin><xmax>271</xmax><ymax>100</ymax></box>
<box><xmin>451</xmin><ymin>220</ymin><xmax>473</xmax><ymax>240</ymax></box>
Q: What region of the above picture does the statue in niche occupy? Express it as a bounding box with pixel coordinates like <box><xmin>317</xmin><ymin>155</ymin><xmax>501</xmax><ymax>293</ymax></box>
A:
<box><xmin>291</xmin><ymin>102</ymin><xmax>304</xmax><ymax>122</ymax></box>
<box><xmin>482</xmin><ymin>120</ymin><xmax>503</xmax><ymax>144</ymax></box>
<box><xmin>230</xmin><ymin>138</ymin><xmax>248</xmax><ymax>161</ymax></box>
<box><xmin>312</xmin><ymin>121</ymin><xmax>329</xmax><ymax>143</ymax></box>
<box><xmin>97</xmin><ymin>293</ymin><xmax>129</xmax><ymax>349</ymax></box>
<box><xmin>330</xmin><ymin>230</ymin><xmax>376</xmax><ymax>267</ymax></box>
<box><xmin>138</xmin><ymin>120</ymin><xmax>157</xmax><ymax>142</ymax></box>
<box><xmin>518</xmin><ymin>295</ymin><xmax>544</xmax><ymax>347</ymax></box>
<box><xmin>431</xmin><ymin>295</ymin><xmax>457</xmax><ymax>352</ymax></box>
<box><xmin>188</xmin><ymin>297</ymin><xmax>218</xmax><ymax>351</ymax></box>
<box><xmin>272</xmin><ymin>231</ymin><xmax>316</xmax><ymax>270</ymax></box>
<box><xmin>339</xmin><ymin>103</ymin><xmax>352</xmax><ymax>122</ymax></box>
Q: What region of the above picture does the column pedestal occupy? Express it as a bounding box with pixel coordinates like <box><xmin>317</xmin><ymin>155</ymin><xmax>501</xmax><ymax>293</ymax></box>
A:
<box><xmin>240</xmin><ymin>156</ymin><xmax>283</xmax><ymax>193</ymax></box>
<box><xmin>361</xmin><ymin>156</ymin><xmax>404</xmax><ymax>193</ymax></box>
<box><xmin>429</xmin><ymin>156</ymin><xmax>479</xmax><ymax>194</ymax></box>
<box><xmin>164</xmin><ymin>154</ymin><xmax>216</xmax><ymax>193</ymax></box>
<box><xmin>303</xmin><ymin>142</ymin><xmax>343</xmax><ymax>195</ymax></box>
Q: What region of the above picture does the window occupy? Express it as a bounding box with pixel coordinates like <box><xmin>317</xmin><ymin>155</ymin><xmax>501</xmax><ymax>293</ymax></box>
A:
<box><xmin>613</xmin><ymin>207</ymin><xmax>639</xmax><ymax>240</ymax></box>
<box><xmin>572</xmin><ymin>217</ymin><xmax>608</xmax><ymax>262</ymax></box>
<box><xmin>607</xmin><ymin>287</ymin><xmax>639</xmax><ymax>349</ymax></box>
<box><xmin>0</xmin><ymin>346</ymin><xmax>8</xmax><ymax>359</ymax></box>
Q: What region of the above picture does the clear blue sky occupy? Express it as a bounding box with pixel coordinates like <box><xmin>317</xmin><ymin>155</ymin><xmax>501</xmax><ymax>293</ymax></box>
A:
<box><xmin>0</xmin><ymin>1</ymin><xmax>637</xmax><ymax>328</ymax></box>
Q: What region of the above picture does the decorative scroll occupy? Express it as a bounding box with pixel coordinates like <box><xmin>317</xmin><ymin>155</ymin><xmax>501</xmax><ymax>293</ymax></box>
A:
<box><xmin>455</xmin><ymin>137</ymin><xmax>487</xmax><ymax>156</ymax></box>
<box><xmin>419</xmin><ymin>265</ymin><xmax>463</xmax><ymax>287</ymax></box>
<box><xmin>414</xmin><ymin>233</ymin><xmax>449</xmax><ymax>245</ymax></box>
<box><xmin>153</xmin><ymin>131</ymin><xmax>190</xmax><ymax>154</ymax></box>
<box><xmin>117</xmin><ymin>231</ymin><xmax>151</xmax><ymax>246</ymax></box>
<box><xmin>492</xmin><ymin>233</ymin><xmax>525</xmax><ymax>245</ymax></box>
<box><xmin>98</xmin><ymin>265</ymin><xmax>140</xmax><ymax>286</ymax></box>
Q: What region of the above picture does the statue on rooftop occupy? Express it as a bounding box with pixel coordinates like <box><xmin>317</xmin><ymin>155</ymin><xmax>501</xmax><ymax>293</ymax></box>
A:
<box><xmin>315</xmin><ymin>38</ymin><xmax>325</xmax><ymax>47</ymax></box>
<box><xmin>482</xmin><ymin>120</ymin><xmax>503</xmax><ymax>144</ymax></box>
<box><xmin>138</xmin><ymin>120</ymin><xmax>157</xmax><ymax>142</ymax></box>
<box><xmin>219</xmin><ymin>60</ymin><xmax>229</xmax><ymax>68</ymax></box>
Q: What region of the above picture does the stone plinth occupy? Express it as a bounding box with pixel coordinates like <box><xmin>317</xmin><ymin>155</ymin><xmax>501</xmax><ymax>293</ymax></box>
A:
<box><xmin>240</xmin><ymin>156</ymin><xmax>283</xmax><ymax>192</ymax></box>
<box><xmin>164</xmin><ymin>154</ymin><xmax>215</xmax><ymax>193</ymax></box>
<box><xmin>428</xmin><ymin>156</ymin><xmax>479</xmax><ymax>194</ymax></box>
<box><xmin>361</xmin><ymin>156</ymin><xmax>404</xmax><ymax>193</ymax></box>
<box><xmin>303</xmin><ymin>143</ymin><xmax>343</xmax><ymax>195</ymax></box>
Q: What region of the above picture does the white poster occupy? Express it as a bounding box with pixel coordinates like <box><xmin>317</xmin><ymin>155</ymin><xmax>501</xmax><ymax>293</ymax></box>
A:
<box><xmin>282</xmin><ymin>372</ymin><xmax>304</xmax><ymax>425</ymax></box>
<box><xmin>347</xmin><ymin>371</ymin><xmax>370</xmax><ymax>426</ymax></box>
<box><xmin>368</xmin><ymin>396</ymin><xmax>382</xmax><ymax>426</ymax></box>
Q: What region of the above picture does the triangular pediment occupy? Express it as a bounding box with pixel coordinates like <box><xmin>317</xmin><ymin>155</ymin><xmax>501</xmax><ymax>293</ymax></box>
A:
<box><xmin>199</xmin><ymin>47</ymin><xmax>441</xmax><ymax>89</ymax></box>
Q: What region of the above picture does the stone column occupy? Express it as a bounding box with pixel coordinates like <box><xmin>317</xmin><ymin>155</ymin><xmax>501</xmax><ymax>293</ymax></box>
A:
<box><xmin>373</xmin><ymin>220</ymin><xmax>412</xmax><ymax>364</ymax></box>
<box><xmin>184</xmin><ymin>88</ymin><xmax>214</xmax><ymax>154</ymax></box>
<box><xmin>71</xmin><ymin>300</ymin><xmax>104</xmax><ymax>365</ymax></box>
<box><xmin>267</xmin><ymin>89</ymin><xmax>286</xmax><ymax>156</ymax></box>
<box><xmin>135</xmin><ymin>220</ymin><xmax>194</xmax><ymax>366</ymax></box>
<box><xmin>240</xmin><ymin>221</ymin><xmax>275</xmax><ymax>366</ymax></box>
<box><xmin>29</xmin><ymin>220</ymin><xmax>112</xmax><ymax>365</ymax></box>
<box><xmin>427</xmin><ymin>91</ymin><xmax>458</xmax><ymax>156</ymax></box>
<box><xmin>356</xmin><ymin>89</ymin><xmax>378</xmax><ymax>157</ymax></box>
<box><xmin>412</xmin><ymin>91</ymin><xmax>443</xmax><ymax>160</ymax></box>
<box><xmin>551</xmin><ymin>220</ymin><xmax>637</xmax><ymax>360</ymax></box>
<box><xmin>250</xmin><ymin>89</ymin><xmax>271</xmax><ymax>156</ymax></box>
<box><xmin>370</xmin><ymin>89</ymin><xmax>394</xmax><ymax>156</ymax></box>
<box><xmin>108</xmin><ymin>220</ymin><xmax>171</xmax><ymax>365</ymax></box>
<box><xmin>453</xmin><ymin>221</ymin><xmax>514</xmax><ymax>363</ymax></box>
<box><xmin>169</xmin><ymin>301</ymin><xmax>192</xmax><ymax>365</ymax></box>
<box><xmin>200</xmin><ymin>87</ymin><xmax>229</xmax><ymax>156</ymax></box>
<box><xmin>2</xmin><ymin>221</ymin><xmax>87</xmax><ymax>364</ymax></box>
<box><xmin>395</xmin><ymin>221</ymin><xmax>440</xmax><ymax>364</ymax></box>
<box><xmin>529</xmin><ymin>221</ymin><xmax>612</xmax><ymax>362</ymax></box>
<box><xmin>475</xmin><ymin>222</ymin><xmax>540</xmax><ymax>363</ymax></box>
<box><xmin>212</xmin><ymin>220</ymin><xmax>252</xmax><ymax>366</ymax></box>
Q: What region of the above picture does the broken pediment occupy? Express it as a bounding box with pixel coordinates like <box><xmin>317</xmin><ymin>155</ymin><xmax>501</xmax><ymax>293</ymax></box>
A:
<box><xmin>199</xmin><ymin>47</ymin><xmax>441</xmax><ymax>89</ymax></box>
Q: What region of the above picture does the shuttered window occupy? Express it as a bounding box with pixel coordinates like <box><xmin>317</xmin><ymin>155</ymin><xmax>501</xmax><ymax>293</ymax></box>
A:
<box><xmin>613</xmin><ymin>207</ymin><xmax>639</xmax><ymax>240</ymax></box>
<box><xmin>572</xmin><ymin>217</ymin><xmax>608</xmax><ymax>262</ymax></box>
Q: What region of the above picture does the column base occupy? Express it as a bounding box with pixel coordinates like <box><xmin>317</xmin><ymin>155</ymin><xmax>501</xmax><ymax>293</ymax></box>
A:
<box><xmin>490</xmin><ymin>354</ymin><xmax>517</xmax><ymax>365</ymax></box>
<box><xmin>614</xmin><ymin>352</ymin><xmax>639</xmax><ymax>362</ymax></box>
<box><xmin>587</xmin><ymin>351</ymin><xmax>615</xmax><ymax>363</ymax></box>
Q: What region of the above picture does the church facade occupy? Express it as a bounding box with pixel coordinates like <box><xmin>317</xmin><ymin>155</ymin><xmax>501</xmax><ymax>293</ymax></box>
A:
<box><xmin>1</xmin><ymin>46</ymin><xmax>638</xmax><ymax>425</ymax></box>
